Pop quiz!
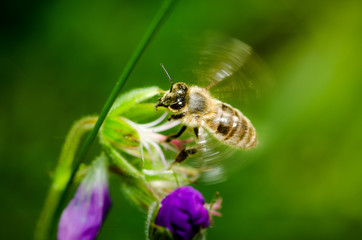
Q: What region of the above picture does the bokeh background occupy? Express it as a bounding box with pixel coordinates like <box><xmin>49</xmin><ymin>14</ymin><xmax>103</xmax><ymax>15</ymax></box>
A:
<box><xmin>1</xmin><ymin>0</ymin><xmax>362</xmax><ymax>239</ymax></box>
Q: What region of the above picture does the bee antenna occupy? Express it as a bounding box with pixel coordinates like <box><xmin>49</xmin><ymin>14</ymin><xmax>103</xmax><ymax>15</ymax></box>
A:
<box><xmin>161</xmin><ymin>63</ymin><xmax>174</xmax><ymax>91</ymax></box>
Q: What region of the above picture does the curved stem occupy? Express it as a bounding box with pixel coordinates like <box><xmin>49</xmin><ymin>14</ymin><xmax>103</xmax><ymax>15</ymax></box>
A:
<box><xmin>35</xmin><ymin>117</ymin><xmax>97</xmax><ymax>240</ymax></box>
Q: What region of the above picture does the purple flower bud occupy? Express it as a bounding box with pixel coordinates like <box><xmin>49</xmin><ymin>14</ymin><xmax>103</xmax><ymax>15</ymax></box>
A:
<box><xmin>155</xmin><ymin>186</ymin><xmax>209</xmax><ymax>240</ymax></box>
<box><xmin>58</xmin><ymin>156</ymin><xmax>111</xmax><ymax>240</ymax></box>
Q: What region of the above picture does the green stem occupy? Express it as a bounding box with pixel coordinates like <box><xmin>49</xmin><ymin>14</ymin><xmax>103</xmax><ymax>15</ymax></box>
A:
<box><xmin>35</xmin><ymin>0</ymin><xmax>178</xmax><ymax>239</ymax></box>
<box><xmin>35</xmin><ymin>117</ymin><xmax>97</xmax><ymax>240</ymax></box>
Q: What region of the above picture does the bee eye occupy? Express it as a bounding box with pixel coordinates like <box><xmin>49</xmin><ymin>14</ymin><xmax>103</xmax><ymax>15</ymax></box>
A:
<box><xmin>170</xmin><ymin>98</ymin><xmax>185</xmax><ymax>110</ymax></box>
<box><xmin>170</xmin><ymin>103</ymin><xmax>180</xmax><ymax>110</ymax></box>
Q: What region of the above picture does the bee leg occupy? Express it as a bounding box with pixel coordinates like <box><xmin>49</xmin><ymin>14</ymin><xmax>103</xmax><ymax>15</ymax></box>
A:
<box><xmin>193</xmin><ymin>127</ymin><xmax>199</xmax><ymax>139</ymax></box>
<box><xmin>166</xmin><ymin>125</ymin><xmax>187</xmax><ymax>142</ymax></box>
<box><xmin>173</xmin><ymin>147</ymin><xmax>198</xmax><ymax>165</ymax></box>
<box><xmin>168</xmin><ymin>112</ymin><xmax>185</xmax><ymax>121</ymax></box>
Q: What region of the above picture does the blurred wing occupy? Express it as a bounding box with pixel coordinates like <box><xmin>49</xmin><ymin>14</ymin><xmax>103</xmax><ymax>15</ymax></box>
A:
<box><xmin>188</xmin><ymin>127</ymin><xmax>235</xmax><ymax>183</ymax></box>
<box><xmin>187</xmin><ymin>32</ymin><xmax>272</xmax><ymax>109</ymax></box>
<box><xmin>193</xmin><ymin>33</ymin><xmax>252</xmax><ymax>89</ymax></box>
<box><xmin>186</xmin><ymin>126</ymin><xmax>252</xmax><ymax>184</ymax></box>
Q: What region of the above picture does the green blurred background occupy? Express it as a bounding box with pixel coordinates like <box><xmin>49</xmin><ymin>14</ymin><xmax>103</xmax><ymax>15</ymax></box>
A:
<box><xmin>1</xmin><ymin>0</ymin><xmax>362</xmax><ymax>239</ymax></box>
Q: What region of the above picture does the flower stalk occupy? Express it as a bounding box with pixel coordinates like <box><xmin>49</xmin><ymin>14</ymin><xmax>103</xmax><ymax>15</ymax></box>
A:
<box><xmin>35</xmin><ymin>116</ymin><xmax>97</xmax><ymax>240</ymax></box>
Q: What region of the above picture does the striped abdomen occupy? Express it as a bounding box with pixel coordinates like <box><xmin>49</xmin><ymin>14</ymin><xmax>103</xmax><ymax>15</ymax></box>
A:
<box><xmin>205</xmin><ymin>102</ymin><xmax>257</xmax><ymax>149</ymax></box>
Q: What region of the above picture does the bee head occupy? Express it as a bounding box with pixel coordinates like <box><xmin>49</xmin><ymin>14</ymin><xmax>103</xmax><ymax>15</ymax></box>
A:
<box><xmin>155</xmin><ymin>64</ymin><xmax>188</xmax><ymax>112</ymax></box>
<box><xmin>155</xmin><ymin>82</ymin><xmax>188</xmax><ymax>112</ymax></box>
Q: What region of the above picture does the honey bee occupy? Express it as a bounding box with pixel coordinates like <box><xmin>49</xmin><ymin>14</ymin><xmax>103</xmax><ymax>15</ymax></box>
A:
<box><xmin>154</xmin><ymin>35</ymin><xmax>263</xmax><ymax>171</ymax></box>
<box><xmin>155</xmin><ymin>68</ymin><xmax>257</xmax><ymax>164</ymax></box>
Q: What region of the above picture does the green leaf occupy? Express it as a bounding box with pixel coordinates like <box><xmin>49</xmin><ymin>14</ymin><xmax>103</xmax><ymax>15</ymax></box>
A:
<box><xmin>109</xmin><ymin>86</ymin><xmax>162</xmax><ymax>117</ymax></box>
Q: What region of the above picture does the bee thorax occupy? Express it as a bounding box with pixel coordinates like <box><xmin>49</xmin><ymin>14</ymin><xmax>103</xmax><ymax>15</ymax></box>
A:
<box><xmin>188</xmin><ymin>91</ymin><xmax>208</xmax><ymax>113</ymax></box>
